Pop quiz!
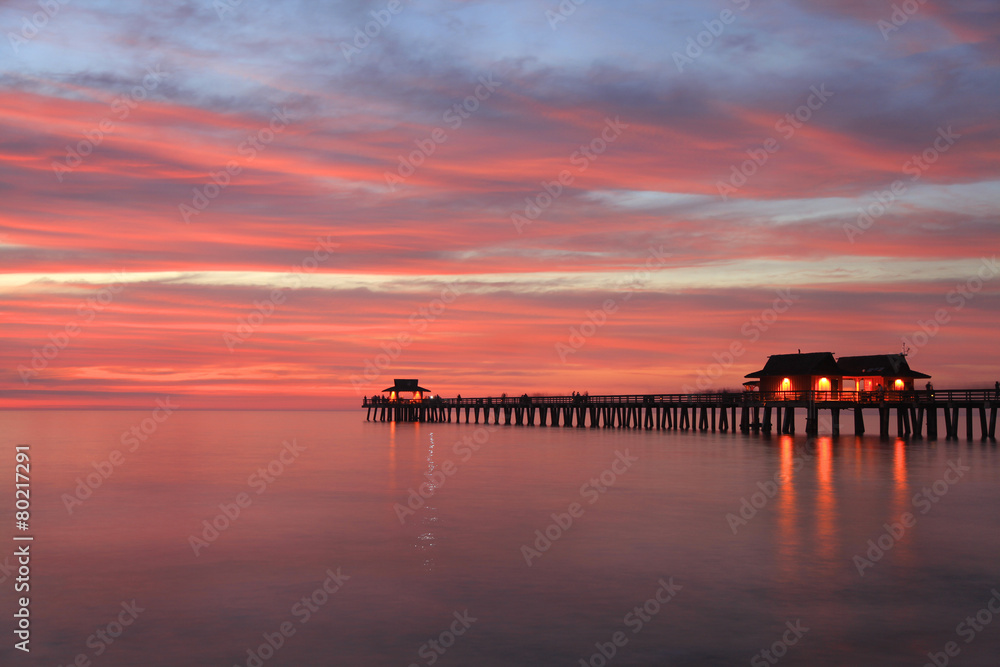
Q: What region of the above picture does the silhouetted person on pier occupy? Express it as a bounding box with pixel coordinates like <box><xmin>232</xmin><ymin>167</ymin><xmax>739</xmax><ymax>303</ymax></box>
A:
<box><xmin>995</xmin><ymin>381</ymin><xmax>999</xmax><ymax>398</ymax></box>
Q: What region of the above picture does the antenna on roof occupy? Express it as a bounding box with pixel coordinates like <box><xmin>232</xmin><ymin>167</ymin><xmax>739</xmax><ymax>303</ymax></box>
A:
<box><xmin>901</xmin><ymin>342</ymin><xmax>910</xmax><ymax>357</ymax></box>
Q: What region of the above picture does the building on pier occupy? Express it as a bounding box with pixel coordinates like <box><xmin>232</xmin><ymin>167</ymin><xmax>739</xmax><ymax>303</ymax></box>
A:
<box><xmin>382</xmin><ymin>379</ymin><xmax>431</xmax><ymax>402</ymax></box>
<box><xmin>744</xmin><ymin>351</ymin><xmax>842</xmax><ymax>394</ymax></box>
<box><xmin>837</xmin><ymin>354</ymin><xmax>930</xmax><ymax>392</ymax></box>
<box><xmin>744</xmin><ymin>351</ymin><xmax>931</xmax><ymax>395</ymax></box>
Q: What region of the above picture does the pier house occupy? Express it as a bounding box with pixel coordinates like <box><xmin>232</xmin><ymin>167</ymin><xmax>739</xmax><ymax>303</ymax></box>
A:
<box><xmin>744</xmin><ymin>351</ymin><xmax>931</xmax><ymax>395</ymax></box>
<box><xmin>743</xmin><ymin>351</ymin><xmax>842</xmax><ymax>395</ymax></box>
<box><xmin>837</xmin><ymin>354</ymin><xmax>930</xmax><ymax>392</ymax></box>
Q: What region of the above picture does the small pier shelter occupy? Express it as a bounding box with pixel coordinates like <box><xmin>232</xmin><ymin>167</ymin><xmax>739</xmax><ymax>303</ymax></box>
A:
<box><xmin>382</xmin><ymin>379</ymin><xmax>431</xmax><ymax>402</ymax></box>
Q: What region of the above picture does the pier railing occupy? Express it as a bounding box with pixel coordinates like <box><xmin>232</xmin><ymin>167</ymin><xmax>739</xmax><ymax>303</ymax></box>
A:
<box><xmin>363</xmin><ymin>388</ymin><xmax>999</xmax><ymax>408</ymax></box>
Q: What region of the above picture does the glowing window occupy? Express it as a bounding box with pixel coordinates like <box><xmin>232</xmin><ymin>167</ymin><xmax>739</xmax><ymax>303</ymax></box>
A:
<box><xmin>893</xmin><ymin>379</ymin><xmax>904</xmax><ymax>390</ymax></box>
<box><xmin>817</xmin><ymin>377</ymin><xmax>830</xmax><ymax>391</ymax></box>
<box><xmin>781</xmin><ymin>378</ymin><xmax>791</xmax><ymax>391</ymax></box>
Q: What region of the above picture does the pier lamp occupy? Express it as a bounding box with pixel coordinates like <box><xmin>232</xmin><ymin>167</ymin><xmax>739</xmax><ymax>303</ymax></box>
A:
<box><xmin>781</xmin><ymin>378</ymin><xmax>791</xmax><ymax>392</ymax></box>
<box><xmin>893</xmin><ymin>379</ymin><xmax>904</xmax><ymax>390</ymax></box>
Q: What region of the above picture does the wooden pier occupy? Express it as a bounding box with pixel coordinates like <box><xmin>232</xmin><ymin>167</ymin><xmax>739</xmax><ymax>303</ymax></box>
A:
<box><xmin>363</xmin><ymin>389</ymin><xmax>1000</xmax><ymax>440</ymax></box>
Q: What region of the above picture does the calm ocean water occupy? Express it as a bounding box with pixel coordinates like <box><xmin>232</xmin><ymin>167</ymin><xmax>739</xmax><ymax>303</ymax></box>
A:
<box><xmin>1</xmin><ymin>409</ymin><xmax>999</xmax><ymax>666</ymax></box>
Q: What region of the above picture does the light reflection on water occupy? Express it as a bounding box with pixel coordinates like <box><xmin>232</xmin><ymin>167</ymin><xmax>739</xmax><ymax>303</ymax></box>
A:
<box><xmin>1</xmin><ymin>410</ymin><xmax>998</xmax><ymax>666</ymax></box>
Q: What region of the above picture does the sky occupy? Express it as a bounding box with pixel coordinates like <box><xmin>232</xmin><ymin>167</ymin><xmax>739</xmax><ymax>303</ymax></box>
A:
<box><xmin>1</xmin><ymin>0</ymin><xmax>998</xmax><ymax>409</ymax></box>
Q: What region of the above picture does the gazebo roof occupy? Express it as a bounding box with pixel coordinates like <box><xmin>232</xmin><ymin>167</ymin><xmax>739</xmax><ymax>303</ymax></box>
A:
<box><xmin>381</xmin><ymin>379</ymin><xmax>431</xmax><ymax>393</ymax></box>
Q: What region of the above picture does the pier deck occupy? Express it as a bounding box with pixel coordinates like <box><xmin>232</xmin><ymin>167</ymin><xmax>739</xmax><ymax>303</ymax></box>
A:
<box><xmin>363</xmin><ymin>389</ymin><xmax>1000</xmax><ymax>440</ymax></box>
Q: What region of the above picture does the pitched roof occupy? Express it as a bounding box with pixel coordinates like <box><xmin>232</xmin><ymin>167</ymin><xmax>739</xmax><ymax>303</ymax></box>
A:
<box><xmin>744</xmin><ymin>352</ymin><xmax>840</xmax><ymax>378</ymax></box>
<box><xmin>381</xmin><ymin>379</ymin><xmax>431</xmax><ymax>393</ymax></box>
<box><xmin>837</xmin><ymin>354</ymin><xmax>931</xmax><ymax>379</ymax></box>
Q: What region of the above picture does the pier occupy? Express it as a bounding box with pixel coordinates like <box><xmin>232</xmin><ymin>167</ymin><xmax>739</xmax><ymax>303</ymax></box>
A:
<box><xmin>362</xmin><ymin>389</ymin><xmax>1000</xmax><ymax>440</ymax></box>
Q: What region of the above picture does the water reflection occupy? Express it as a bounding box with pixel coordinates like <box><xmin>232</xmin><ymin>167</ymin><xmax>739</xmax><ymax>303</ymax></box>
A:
<box><xmin>776</xmin><ymin>436</ymin><xmax>798</xmax><ymax>583</ymax></box>
<box><xmin>416</xmin><ymin>423</ymin><xmax>438</xmax><ymax>571</ymax></box>
<box><xmin>814</xmin><ymin>437</ymin><xmax>836</xmax><ymax>570</ymax></box>
<box><xmin>892</xmin><ymin>438</ymin><xmax>908</xmax><ymax>508</ymax></box>
<box><xmin>891</xmin><ymin>438</ymin><xmax>912</xmax><ymax>567</ymax></box>
<box><xmin>5</xmin><ymin>410</ymin><xmax>999</xmax><ymax>666</ymax></box>
<box><xmin>388</xmin><ymin>421</ymin><xmax>397</xmax><ymax>483</ymax></box>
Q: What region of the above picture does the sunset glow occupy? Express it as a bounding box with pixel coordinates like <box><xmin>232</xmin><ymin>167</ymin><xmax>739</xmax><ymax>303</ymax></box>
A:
<box><xmin>2</xmin><ymin>0</ymin><xmax>998</xmax><ymax>409</ymax></box>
